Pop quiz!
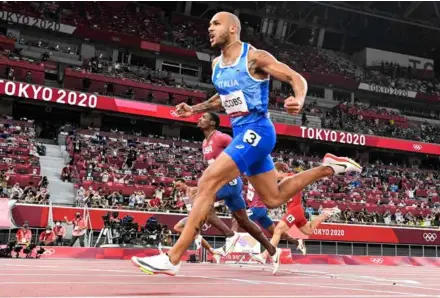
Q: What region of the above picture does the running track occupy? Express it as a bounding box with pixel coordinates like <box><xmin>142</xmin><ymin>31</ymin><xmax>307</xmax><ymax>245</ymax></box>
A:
<box><xmin>1</xmin><ymin>259</ymin><xmax>439</xmax><ymax>298</ymax></box>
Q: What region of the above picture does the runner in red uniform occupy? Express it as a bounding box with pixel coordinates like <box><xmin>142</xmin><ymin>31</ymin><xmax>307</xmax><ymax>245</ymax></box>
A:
<box><xmin>257</xmin><ymin>162</ymin><xmax>340</xmax><ymax>272</ymax></box>
<box><xmin>244</xmin><ymin>176</ymin><xmax>306</xmax><ymax>255</ymax></box>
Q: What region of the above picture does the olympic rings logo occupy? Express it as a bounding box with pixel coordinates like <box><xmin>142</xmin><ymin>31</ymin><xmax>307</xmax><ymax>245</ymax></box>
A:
<box><xmin>42</xmin><ymin>248</ymin><xmax>56</xmax><ymax>256</ymax></box>
<box><xmin>202</xmin><ymin>223</ymin><xmax>211</xmax><ymax>231</ymax></box>
<box><xmin>370</xmin><ymin>257</ymin><xmax>384</xmax><ymax>264</ymax></box>
<box><xmin>413</xmin><ymin>144</ymin><xmax>422</xmax><ymax>151</ymax></box>
<box><xmin>423</xmin><ymin>233</ymin><xmax>437</xmax><ymax>242</ymax></box>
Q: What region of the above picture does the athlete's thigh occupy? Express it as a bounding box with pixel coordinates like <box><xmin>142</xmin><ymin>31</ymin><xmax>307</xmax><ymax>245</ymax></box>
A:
<box><xmin>221</xmin><ymin>180</ymin><xmax>246</xmax><ymax>213</ymax></box>
<box><xmin>283</xmin><ymin>206</ymin><xmax>307</xmax><ymax>229</ymax></box>
<box><xmin>258</xmin><ymin>211</ymin><xmax>274</xmax><ymax>230</ymax></box>
<box><xmin>224</xmin><ymin>120</ymin><xmax>276</xmax><ymax>176</ymax></box>
<box><xmin>200</xmin><ymin>152</ymin><xmax>241</xmax><ymax>191</ymax></box>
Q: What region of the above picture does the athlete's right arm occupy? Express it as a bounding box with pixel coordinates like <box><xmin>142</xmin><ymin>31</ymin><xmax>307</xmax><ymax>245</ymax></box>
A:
<box><xmin>175</xmin><ymin>57</ymin><xmax>222</xmax><ymax>117</ymax></box>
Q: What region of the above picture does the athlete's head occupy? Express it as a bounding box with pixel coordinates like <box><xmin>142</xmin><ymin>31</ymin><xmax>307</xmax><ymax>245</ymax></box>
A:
<box><xmin>208</xmin><ymin>11</ymin><xmax>241</xmax><ymax>48</ymax></box>
<box><xmin>174</xmin><ymin>178</ymin><xmax>187</xmax><ymax>192</ymax></box>
<box><xmin>197</xmin><ymin>112</ymin><xmax>220</xmax><ymax>131</ymax></box>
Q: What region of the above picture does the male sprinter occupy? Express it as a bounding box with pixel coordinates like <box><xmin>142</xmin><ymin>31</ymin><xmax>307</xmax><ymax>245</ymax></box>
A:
<box><xmin>246</xmin><ymin>175</ymin><xmax>306</xmax><ymax>255</ymax></box>
<box><xmin>131</xmin><ymin>11</ymin><xmax>362</xmax><ymax>275</ymax></box>
<box><xmin>197</xmin><ymin>111</ymin><xmax>279</xmax><ymax>264</ymax></box>
<box><xmin>172</xmin><ymin>178</ymin><xmax>229</xmax><ymax>262</ymax></box>
<box><xmin>254</xmin><ymin>162</ymin><xmax>340</xmax><ymax>273</ymax></box>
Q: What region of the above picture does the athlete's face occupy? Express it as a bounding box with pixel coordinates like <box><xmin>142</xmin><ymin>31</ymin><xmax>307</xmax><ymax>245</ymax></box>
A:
<box><xmin>197</xmin><ymin>113</ymin><xmax>214</xmax><ymax>130</ymax></box>
<box><xmin>174</xmin><ymin>181</ymin><xmax>186</xmax><ymax>192</ymax></box>
<box><xmin>208</xmin><ymin>13</ymin><xmax>234</xmax><ymax>48</ymax></box>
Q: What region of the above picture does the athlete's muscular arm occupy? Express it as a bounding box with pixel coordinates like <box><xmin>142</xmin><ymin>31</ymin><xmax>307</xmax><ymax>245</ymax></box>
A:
<box><xmin>249</xmin><ymin>49</ymin><xmax>308</xmax><ymax>115</ymax></box>
<box><xmin>175</xmin><ymin>57</ymin><xmax>223</xmax><ymax>117</ymax></box>
<box><xmin>190</xmin><ymin>93</ymin><xmax>223</xmax><ymax>114</ymax></box>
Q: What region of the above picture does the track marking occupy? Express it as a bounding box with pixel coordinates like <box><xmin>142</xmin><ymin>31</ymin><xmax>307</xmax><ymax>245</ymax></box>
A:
<box><xmin>9</xmin><ymin>295</ymin><xmax>440</xmax><ymax>298</ymax></box>
<box><xmin>181</xmin><ymin>274</ymin><xmax>433</xmax><ymax>297</ymax></box>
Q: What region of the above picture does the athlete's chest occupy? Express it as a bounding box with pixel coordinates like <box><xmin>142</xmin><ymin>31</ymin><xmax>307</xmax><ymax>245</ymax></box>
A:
<box><xmin>202</xmin><ymin>139</ymin><xmax>222</xmax><ymax>163</ymax></box>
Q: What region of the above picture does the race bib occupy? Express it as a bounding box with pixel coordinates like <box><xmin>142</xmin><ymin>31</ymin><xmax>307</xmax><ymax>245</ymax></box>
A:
<box><xmin>220</xmin><ymin>90</ymin><xmax>249</xmax><ymax>116</ymax></box>
<box><xmin>247</xmin><ymin>184</ymin><xmax>255</xmax><ymax>201</ymax></box>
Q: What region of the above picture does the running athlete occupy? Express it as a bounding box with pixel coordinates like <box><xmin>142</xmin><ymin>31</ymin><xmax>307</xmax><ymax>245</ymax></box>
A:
<box><xmin>197</xmin><ymin>111</ymin><xmax>280</xmax><ymax>263</ymax></box>
<box><xmin>254</xmin><ymin>162</ymin><xmax>340</xmax><ymax>273</ymax></box>
<box><xmin>132</xmin><ymin>11</ymin><xmax>362</xmax><ymax>275</ymax></box>
<box><xmin>245</xmin><ymin>163</ymin><xmax>306</xmax><ymax>255</ymax></box>
<box><xmin>172</xmin><ymin>178</ymin><xmax>231</xmax><ymax>262</ymax></box>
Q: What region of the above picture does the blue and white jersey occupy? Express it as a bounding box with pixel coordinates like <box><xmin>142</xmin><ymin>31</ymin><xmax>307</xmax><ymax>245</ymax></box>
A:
<box><xmin>212</xmin><ymin>42</ymin><xmax>270</xmax><ymax>127</ymax></box>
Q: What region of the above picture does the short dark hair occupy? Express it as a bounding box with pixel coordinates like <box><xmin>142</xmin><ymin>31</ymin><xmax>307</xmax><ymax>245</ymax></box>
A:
<box><xmin>175</xmin><ymin>178</ymin><xmax>186</xmax><ymax>184</ymax></box>
<box><xmin>207</xmin><ymin>112</ymin><xmax>220</xmax><ymax>129</ymax></box>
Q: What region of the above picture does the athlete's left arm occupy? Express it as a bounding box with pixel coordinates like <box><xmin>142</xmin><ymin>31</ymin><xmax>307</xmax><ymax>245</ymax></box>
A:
<box><xmin>250</xmin><ymin>49</ymin><xmax>308</xmax><ymax>109</ymax></box>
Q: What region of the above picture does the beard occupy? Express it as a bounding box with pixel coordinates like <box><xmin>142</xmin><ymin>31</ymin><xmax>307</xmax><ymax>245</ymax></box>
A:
<box><xmin>212</xmin><ymin>33</ymin><xmax>229</xmax><ymax>48</ymax></box>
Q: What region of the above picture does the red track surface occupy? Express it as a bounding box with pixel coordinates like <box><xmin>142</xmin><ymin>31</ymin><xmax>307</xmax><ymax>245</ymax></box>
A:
<box><xmin>1</xmin><ymin>259</ymin><xmax>439</xmax><ymax>298</ymax></box>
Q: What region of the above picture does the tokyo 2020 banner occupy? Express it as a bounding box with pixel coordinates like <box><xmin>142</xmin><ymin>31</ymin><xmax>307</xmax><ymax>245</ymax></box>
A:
<box><xmin>1</xmin><ymin>79</ymin><xmax>440</xmax><ymax>155</ymax></box>
<box><xmin>11</xmin><ymin>204</ymin><xmax>440</xmax><ymax>246</ymax></box>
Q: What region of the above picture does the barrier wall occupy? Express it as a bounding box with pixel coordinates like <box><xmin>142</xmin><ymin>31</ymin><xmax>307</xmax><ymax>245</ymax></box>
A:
<box><xmin>11</xmin><ymin>204</ymin><xmax>440</xmax><ymax>246</ymax></box>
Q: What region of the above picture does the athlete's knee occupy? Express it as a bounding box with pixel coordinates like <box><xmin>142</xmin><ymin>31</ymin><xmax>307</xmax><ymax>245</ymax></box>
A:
<box><xmin>300</xmin><ymin>224</ymin><xmax>313</xmax><ymax>236</ymax></box>
<box><xmin>232</xmin><ymin>211</ymin><xmax>250</xmax><ymax>225</ymax></box>
<box><xmin>274</xmin><ymin>224</ymin><xmax>287</xmax><ymax>236</ymax></box>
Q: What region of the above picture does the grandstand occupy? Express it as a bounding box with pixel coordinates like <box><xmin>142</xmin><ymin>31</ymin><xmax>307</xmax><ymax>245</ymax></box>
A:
<box><xmin>0</xmin><ymin>1</ymin><xmax>439</xmax><ymax>224</ymax></box>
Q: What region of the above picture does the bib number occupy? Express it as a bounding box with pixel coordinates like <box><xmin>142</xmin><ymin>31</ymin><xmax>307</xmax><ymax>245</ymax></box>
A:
<box><xmin>286</xmin><ymin>214</ymin><xmax>295</xmax><ymax>223</ymax></box>
<box><xmin>243</xmin><ymin>130</ymin><xmax>261</xmax><ymax>147</ymax></box>
<box><xmin>247</xmin><ymin>183</ymin><xmax>255</xmax><ymax>201</ymax></box>
<box><xmin>220</xmin><ymin>90</ymin><xmax>249</xmax><ymax>116</ymax></box>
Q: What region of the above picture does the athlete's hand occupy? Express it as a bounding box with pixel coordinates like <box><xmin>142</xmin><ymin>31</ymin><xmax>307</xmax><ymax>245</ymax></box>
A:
<box><xmin>175</xmin><ymin>103</ymin><xmax>193</xmax><ymax>118</ymax></box>
<box><xmin>284</xmin><ymin>96</ymin><xmax>305</xmax><ymax>115</ymax></box>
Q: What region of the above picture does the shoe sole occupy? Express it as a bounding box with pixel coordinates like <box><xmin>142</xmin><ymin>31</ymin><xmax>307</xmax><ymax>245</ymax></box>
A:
<box><xmin>224</xmin><ymin>236</ymin><xmax>240</xmax><ymax>255</ymax></box>
<box><xmin>324</xmin><ymin>153</ymin><xmax>362</xmax><ymax>171</ymax></box>
<box><xmin>131</xmin><ymin>257</ymin><xmax>176</xmax><ymax>276</ymax></box>
<box><xmin>250</xmin><ymin>255</ymin><xmax>266</xmax><ymax>264</ymax></box>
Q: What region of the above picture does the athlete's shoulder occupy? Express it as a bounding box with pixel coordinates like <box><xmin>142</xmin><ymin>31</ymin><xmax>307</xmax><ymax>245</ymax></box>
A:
<box><xmin>216</xmin><ymin>131</ymin><xmax>232</xmax><ymax>142</ymax></box>
<box><xmin>247</xmin><ymin>45</ymin><xmax>276</xmax><ymax>61</ymax></box>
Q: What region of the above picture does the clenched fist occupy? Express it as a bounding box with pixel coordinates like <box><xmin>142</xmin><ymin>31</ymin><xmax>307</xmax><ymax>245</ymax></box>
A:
<box><xmin>284</xmin><ymin>96</ymin><xmax>304</xmax><ymax>115</ymax></box>
<box><xmin>175</xmin><ymin>103</ymin><xmax>194</xmax><ymax>118</ymax></box>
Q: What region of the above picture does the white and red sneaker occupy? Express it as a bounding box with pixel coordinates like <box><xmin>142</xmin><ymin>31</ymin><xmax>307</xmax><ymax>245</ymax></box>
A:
<box><xmin>322</xmin><ymin>153</ymin><xmax>362</xmax><ymax>175</ymax></box>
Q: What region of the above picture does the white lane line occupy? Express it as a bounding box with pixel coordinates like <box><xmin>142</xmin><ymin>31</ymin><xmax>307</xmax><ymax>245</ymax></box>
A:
<box><xmin>181</xmin><ymin>275</ymin><xmax>432</xmax><ymax>297</ymax></box>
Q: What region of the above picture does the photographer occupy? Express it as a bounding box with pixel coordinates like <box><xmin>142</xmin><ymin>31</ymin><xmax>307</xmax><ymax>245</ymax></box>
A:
<box><xmin>39</xmin><ymin>226</ymin><xmax>56</xmax><ymax>246</ymax></box>
<box><xmin>53</xmin><ymin>221</ymin><xmax>66</xmax><ymax>246</ymax></box>
<box><xmin>65</xmin><ymin>212</ymin><xmax>87</xmax><ymax>247</ymax></box>
<box><xmin>16</xmin><ymin>222</ymin><xmax>32</xmax><ymax>245</ymax></box>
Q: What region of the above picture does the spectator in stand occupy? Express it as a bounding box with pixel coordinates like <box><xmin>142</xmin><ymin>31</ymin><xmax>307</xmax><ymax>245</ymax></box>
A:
<box><xmin>39</xmin><ymin>226</ymin><xmax>56</xmax><ymax>246</ymax></box>
<box><xmin>61</xmin><ymin>165</ymin><xmax>71</xmax><ymax>182</ymax></box>
<box><xmin>53</xmin><ymin>221</ymin><xmax>66</xmax><ymax>246</ymax></box>
<box><xmin>16</xmin><ymin>221</ymin><xmax>32</xmax><ymax>245</ymax></box>
<box><xmin>64</xmin><ymin>212</ymin><xmax>87</xmax><ymax>247</ymax></box>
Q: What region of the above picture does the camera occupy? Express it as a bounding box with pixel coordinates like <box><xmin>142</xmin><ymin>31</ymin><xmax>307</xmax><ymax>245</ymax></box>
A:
<box><xmin>102</xmin><ymin>211</ymin><xmax>120</xmax><ymax>227</ymax></box>
<box><xmin>139</xmin><ymin>217</ymin><xmax>164</xmax><ymax>246</ymax></box>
